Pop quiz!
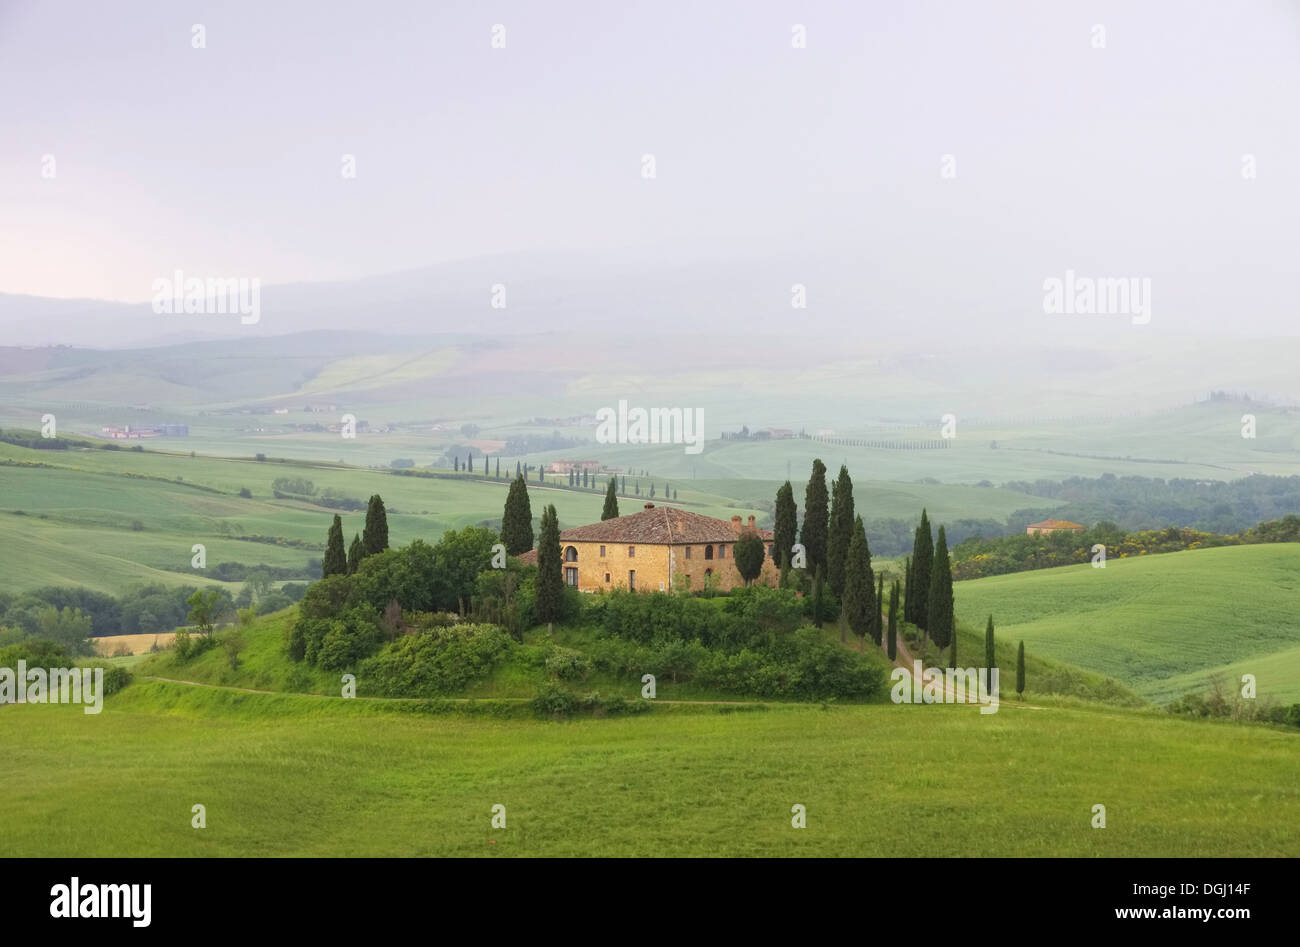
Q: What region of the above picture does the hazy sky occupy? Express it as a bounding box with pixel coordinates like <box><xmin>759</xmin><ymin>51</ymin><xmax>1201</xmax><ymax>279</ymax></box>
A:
<box><xmin>1</xmin><ymin>0</ymin><xmax>1297</xmax><ymax>335</ymax></box>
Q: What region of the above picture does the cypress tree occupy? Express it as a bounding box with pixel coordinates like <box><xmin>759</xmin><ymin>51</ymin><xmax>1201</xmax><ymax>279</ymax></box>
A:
<box><xmin>949</xmin><ymin>624</ymin><xmax>957</xmax><ymax>668</ymax></box>
<box><xmin>840</xmin><ymin>516</ymin><xmax>873</xmax><ymax>647</ymax></box>
<box><xmin>323</xmin><ymin>515</ymin><xmax>347</xmax><ymax>577</ymax></box>
<box><xmin>811</xmin><ymin>564</ymin><xmax>824</xmax><ymax>628</ymax></box>
<box><xmin>673</xmin><ymin>489</ymin><xmax>677</xmax><ymax>500</ymax></box>
<box><xmin>501</xmin><ymin>475</ymin><xmax>534</xmax><ymax>555</ymax></box>
<box><xmin>927</xmin><ymin>524</ymin><xmax>954</xmax><ymax>649</ymax></box>
<box><xmin>827</xmin><ymin>465</ymin><xmax>854</xmax><ymax>597</ymax></box>
<box><xmin>468</xmin><ymin>454</ymin><xmax>473</xmax><ymax>472</ymax></box>
<box><xmin>773</xmin><ymin>481</ymin><xmax>797</xmax><ymax>569</ymax></box>
<box><xmin>362</xmin><ymin>495</ymin><xmax>389</xmax><ymax>556</ymax></box>
<box><xmin>347</xmin><ymin>533</ymin><xmax>363</xmax><ymax>574</ymax></box>
<box><xmin>911</xmin><ymin>510</ymin><xmax>934</xmax><ymax>631</ymax></box>
<box><xmin>903</xmin><ymin>555</ymin><xmax>913</xmax><ymax>624</ymax></box>
<box><xmin>887</xmin><ymin>579</ymin><xmax>899</xmax><ymax>660</ymax></box>
<box><xmin>496</xmin><ymin>457</ymin><xmax>500</xmax><ymax>478</ymax></box>
<box><xmin>568</xmin><ymin>469</ymin><xmax>574</xmax><ymax>487</ymax></box>
<box><xmin>515</xmin><ymin>461</ymin><xmax>521</xmax><ymax>477</ymax></box>
<box><xmin>601</xmin><ymin>477</ymin><xmax>619</xmax><ymax>520</ymax></box>
<box><xmin>875</xmin><ymin>571</ymin><xmax>885</xmax><ymax>646</ymax></box>
<box><xmin>454</xmin><ymin>456</ymin><xmax>459</xmax><ymax>472</ymax></box>
<box><xmin>985</xmin><ymin>615</ymin><xmax>996</xmax><ymax>678</ymax></box>
<box><xmin>800</xmin><ymin>459</ymin><xmax>829</xmax><ymax>575</ymax></box>
<box><xmin>1016</xmin><ymin>641</ymin><xmax>1026</xmax><ymax>699</ymax></box>
<box><xmin>621</xmin><ymin>476</ymin><xmax>626</xmax><ymax>493</ymax></box>
<box><xmin>582</xmin><ymin>470</ymin><xmax>589</xmax><ymax>488</ymax></box>
<box><xmin>535</xmin><ymin>504</ymin><xmax>563</xmax><ymax>623</ymax></box>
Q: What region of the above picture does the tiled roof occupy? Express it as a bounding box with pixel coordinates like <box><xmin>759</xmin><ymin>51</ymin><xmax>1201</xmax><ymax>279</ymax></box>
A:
<box><xmin>514</xmin><ymin>548</ymin><xmax>538</xmax><ymax>565</ymax></box>
<box><xmin>558</xmin><ymin>504</ymin><xmax>773</xmax><ymax>544</ymax></box>
<box><xmin>1027</xmin><ymin>519</ymin><xmax>1085</xmax><ymax>530</ymax></box>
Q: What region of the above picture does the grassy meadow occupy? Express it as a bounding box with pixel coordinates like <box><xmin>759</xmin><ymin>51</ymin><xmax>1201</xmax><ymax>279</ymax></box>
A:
<box><xmin>955</xmin><ymin>544</ymin><xmax>1300</xmax><ymax>703</ymax></box>
<box><xmin>1</xmin><ymin>681</ymin><xmax>1296</xmax><ymax>857</ymax></box>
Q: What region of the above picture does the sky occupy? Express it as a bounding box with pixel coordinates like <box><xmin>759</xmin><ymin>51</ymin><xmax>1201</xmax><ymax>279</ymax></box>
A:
<box><xmin>0</xmin><ymin>0</ymin><xmax>1297</xmax><ymax>337</ymax></box>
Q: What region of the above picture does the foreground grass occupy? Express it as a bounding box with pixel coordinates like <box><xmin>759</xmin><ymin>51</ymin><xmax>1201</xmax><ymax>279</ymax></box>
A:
<box><xmin>0</xmin><ymin>682</ymin><xmax>1295</xmax><ymax>856</ymax></box>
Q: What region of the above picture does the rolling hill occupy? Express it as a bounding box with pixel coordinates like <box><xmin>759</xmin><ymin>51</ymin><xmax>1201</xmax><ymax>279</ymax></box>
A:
<box><xmin>954</xmin><ymin>543</ymin><xmax>1300</xmax><ymax>704</ymax></box>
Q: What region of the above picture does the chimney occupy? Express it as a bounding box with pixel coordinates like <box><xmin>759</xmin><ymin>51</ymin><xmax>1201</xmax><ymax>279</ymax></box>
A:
<box><xmin>731</xmin><ymin>514</ymin><xmax>742</xmax><ymax>533</ymax></box>
<box><xmin>644</xmin><ymin>502</ymin><xmax>655</xmax><ymax>510</ymax></box>
<box><xmin>747</xmin><ymin>515</ymin><xmax>756</xmax><ymax>529</ymax></box>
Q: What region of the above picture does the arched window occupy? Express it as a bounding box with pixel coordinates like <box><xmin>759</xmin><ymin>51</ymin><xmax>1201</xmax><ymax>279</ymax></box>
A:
<box><xmin>564</xmin><ymin>546</ymin><xmax>578</xmax><ymax>562</ymax></box>
<box><xmin>704</xmin><ymin>545</ymin><xmax>714</xmax><ymax>560</ymax></box>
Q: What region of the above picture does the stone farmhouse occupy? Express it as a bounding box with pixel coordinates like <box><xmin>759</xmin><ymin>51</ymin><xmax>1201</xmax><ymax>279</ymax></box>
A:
<box><xmin>519</xmin><ymin>502</ymin><xmax>780</xmax><ymax>593</ymax></box>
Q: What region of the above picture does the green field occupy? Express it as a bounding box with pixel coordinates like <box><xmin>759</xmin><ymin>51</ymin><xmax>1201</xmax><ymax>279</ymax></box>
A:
<box><xmin>955</xmin><ymin>544</ymin><xmax>1300</xmax><ymax>704</ymax></box>
<box><xmin>1</xmin><ymin>682</ymin><xmax>1295</xmax><ymax>857</ymax></box>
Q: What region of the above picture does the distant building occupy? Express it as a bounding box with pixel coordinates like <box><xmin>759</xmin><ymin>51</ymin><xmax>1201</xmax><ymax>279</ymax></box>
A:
<box><xmin>1025</xmin><ymin>519</ymin><xmax>1085</xmax><ymax>536</ymax></box>
<box><xmin>547</xmin><ymin>460</ymin><xmax>601</xmax><ymax>474</ymax></box>
<box><xmin>515</xmin><ymin>503</ymin><xmax>778</xmax><ymax>593</ymax></box>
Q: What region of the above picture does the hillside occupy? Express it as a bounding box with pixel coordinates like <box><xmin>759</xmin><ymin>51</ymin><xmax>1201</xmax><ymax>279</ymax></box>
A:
<box><xmin>954</xmin><ymin>544</ymin><xmax>1300</xmax><ymax>704</ymax></box>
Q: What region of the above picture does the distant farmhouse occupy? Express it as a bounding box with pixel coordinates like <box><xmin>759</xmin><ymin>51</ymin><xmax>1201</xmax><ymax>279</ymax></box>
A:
<box><xmin>547</xmin><ymin>459</ymin><xmax>601</xmax><ymax>474</ymax></box>
<box><xmin>1025</xmin><ymin>518</ymin><xmax>1085</xmax><ymax>536</ymax></box>
<box><xmin>519</xmin><ymin>503</ymin><xmax>779</xmax><ymax>593</ymax></box>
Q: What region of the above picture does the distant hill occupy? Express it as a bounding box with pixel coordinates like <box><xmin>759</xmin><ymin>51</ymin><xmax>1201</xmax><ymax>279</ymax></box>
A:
<box><xmin>955</xmin><ymin>544</ymin><xmax>1300</xmax><ymax>704</ymax></box>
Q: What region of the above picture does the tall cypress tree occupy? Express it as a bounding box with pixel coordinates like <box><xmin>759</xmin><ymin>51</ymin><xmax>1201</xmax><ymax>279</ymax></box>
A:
<box><xmin>501</xmin><ymin>475</ymin><xmax>534</xmax><ymax>555</ymax></box>
<box><xmin>949</xmin><ymin>624</ymin><xmax>957</xmax><ymax>668</ymax></box>
<box><xmin>601</xmin><ymin>477</ymin><xmax>619</xmax><ymax>520</ymax></box>
<box><xmin>800</xmin><ymin>459</ymin><xmax>829</xmax><ymax>575</ymax></box>
<box><xmin>927</xmin><ymin>524</ymin><xmax>954</xmax><ymax>649</ymax></box>
<box><xmin>903</xmin><ymin>555</ymin><xmax>913</xmax><ymax>625</ymax></box>
<box><xmin>496</xmin><ymin>457</ymin><xmax>500</xmax><ymax>478</ymax></box>
<box><xmin>347</xmin><ymin>533</ymin><xmax>363</xmax><ymax>574</ymax></box>
<box><xmin>1016</xmin><ymin>641</ymin><xmax>1026</xmax><ymax>699</ymax></box>
<box><xmin>535</xmin><ymin>504</ymin><xmax>563</xmax><ymax>623</ymax></box>
<box><xmin>773</xmin><ymin>481</ymin><xmax>797</xmax><ymax>570</ymax></box>
<box><xmin>363</xmin><ymin>494</ymin><xmax>389</xmax><ymax>556</ymax></box>
<box><xmin>454</xmin><ymin>456</ymin><xmax>459</xmax><ymax>472</ymax></box>
<box><xmin>985</xmin><ymin>615</ymin><xmax>996</xmax><ymax>678</ymax></box>
<box><xmin>323</xmin><ymin>515</ymin><xmax>346</xmax><ymax>577</ymax></box>
<box><xmin>911</xmin><ymin>510</ymin><xmax>934</xmax><ymax>631</ymax></box>
<box><xmin>827</xmin><ymin>465</ymin><xmax>854</xmax><ymax>597</ymax></box>
<box><xmin>811</xmin><ymin>564</ymin><xmax>825</xmax><ymax>628</ymax></box>
<box><xmin>887</xmin><ymin>579</ymin><xmax>900</xmax><ymax>660</ymax></box>
<box><xmin>840</xmin><ymin>516</ymin><xmax>873</xmax><ymax>648</ymax></box>
<box><xmin>468</xmin><ymin>454</ymin><xmax>473</xmax><ymax>473</ymax></box>
<box><xmin>874</xmin><ymin>571</ymin><xmax>885</xmax><ymax>646</ymax></box>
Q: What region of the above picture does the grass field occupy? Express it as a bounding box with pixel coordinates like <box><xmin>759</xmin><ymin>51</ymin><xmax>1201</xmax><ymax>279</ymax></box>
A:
<box><xmin>954</xmin><ymin>544</ymin><xmax>1300</xmax><ymax>704</ymax></box>
<box><xmin>0</xmin><ymin>682</ymin><xmax>1295</xmax><ymax>857</ymax></box>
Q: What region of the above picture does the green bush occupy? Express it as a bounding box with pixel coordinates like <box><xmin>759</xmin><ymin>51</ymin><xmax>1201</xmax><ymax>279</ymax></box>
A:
<box><xmin>545</xmin><ymin>646</ymin><xmax>591</xmax><ymax>681</ymax></box>
<box><xmin>359</xmin><ymin>623</ymin><xmax>513</xmax><ymax>697</ymax></box>
<box><xmin>530</xmin><ymin>681</ymin><xmax>577</xmax><ymax>717</ymax></box>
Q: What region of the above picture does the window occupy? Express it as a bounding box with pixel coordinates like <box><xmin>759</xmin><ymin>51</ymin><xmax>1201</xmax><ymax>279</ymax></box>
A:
<box><xmin>718</xmin><ymin>544</ymin><xmax>727</xmax><ymax>559</ymax></box>
<box><xmin>604</xmin><ymin>573</ymin><xmax>610</xmax><ymax>583</ymax></box>
<box><xmin>565</xmin><ymin>567</ymin><xmax>578</xmax><ymax>587</ymax></box>
<box><xmin>768</xmin><ymin>544</ymin><xmax>774</xmax><ymax>557</ymax></box>
<box><xmin>564</xmin><ymin>546</ymin><xmax>578</xmax><ymax>562</ymax></box>
<box><xmin>628</xmin><ymin>570</ymin><xmax>636</xmax><ymax>591</ymax></box>
<box><xmin>628</xmin><ymin>546</ymin><xmax>635</xmax><ymax>558</ymax></box>
<box><xmin>704</xmin><ymin>545</ymin><xmax>714</xmax><ymax>560</ymax></box>
<box><xmin>599</xmin><ymin>545</ymin><xmax>606</xmax><ymax>557</ymax></box>
<box><xmin>685</xmin><ymin>546</ymin><xmax>692</xmax><ymax>559</ymax></box>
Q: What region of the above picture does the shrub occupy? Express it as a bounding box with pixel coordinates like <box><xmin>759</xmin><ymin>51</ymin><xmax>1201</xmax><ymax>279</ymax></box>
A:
<box><xmin>544</xmin><ymin>646</ymin><xmax>591</xmax><ymax>681</ymax></box>
<box><xmin>359</xmin><ymin>623</ymin><xmax>513</xmax><ymax>697</ymax></box>
<box><xmin>531</xmin><ymin>681</ymin><xmax>577</xmax><ymax>718</ymax></box>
